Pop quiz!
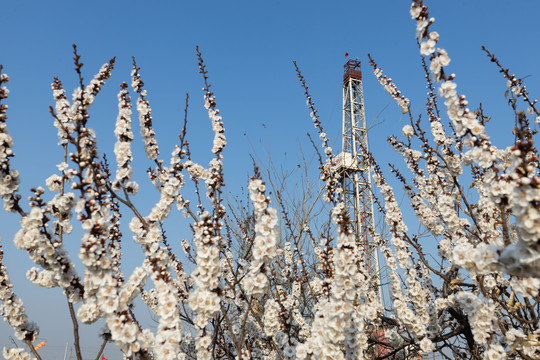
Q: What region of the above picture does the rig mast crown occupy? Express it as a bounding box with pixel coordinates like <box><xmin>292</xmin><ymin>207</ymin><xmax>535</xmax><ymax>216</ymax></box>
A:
<box><xmin>344</xmin><ymin>59</ymin><xmax>362</xmax><ymax>83</ymax></box>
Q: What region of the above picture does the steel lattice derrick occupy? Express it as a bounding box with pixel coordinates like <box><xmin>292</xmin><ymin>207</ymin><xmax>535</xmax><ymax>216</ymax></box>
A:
<box><xmin>338</xmin><ymin>59</ymin><xmax>381</xmax><ymax>295</ymax></box>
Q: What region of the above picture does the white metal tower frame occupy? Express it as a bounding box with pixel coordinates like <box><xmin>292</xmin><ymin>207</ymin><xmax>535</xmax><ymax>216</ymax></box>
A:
<box><xmin>337</xmin><ymin>59</ymin><xmax>381</xmax><ymax>294</ymax></box>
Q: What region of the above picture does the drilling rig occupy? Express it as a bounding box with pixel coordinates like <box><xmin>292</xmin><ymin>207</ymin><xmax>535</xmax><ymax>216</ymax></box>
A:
<box><xmin>337</xmin><ymin>58</ymin><xmax>380</xmax><ymax>286</ymax></box>
<box><xmin>336</xmin><ymin>57</ymin><xmax>386</xmax><ymax>358</ymax></box>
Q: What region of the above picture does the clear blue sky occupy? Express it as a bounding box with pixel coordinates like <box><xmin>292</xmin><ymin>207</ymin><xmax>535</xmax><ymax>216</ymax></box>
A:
<box><xmin>1</xmin><ymin>0</ymin><xmax>539</xmax><ymax>358</ymax></box>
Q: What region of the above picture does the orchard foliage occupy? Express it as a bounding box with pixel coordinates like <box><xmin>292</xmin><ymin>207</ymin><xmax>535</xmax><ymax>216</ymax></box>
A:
<box><xmin>0</xmin><ymin>1</ymin><xmax>539</xmax><ymax>359</ymax></box>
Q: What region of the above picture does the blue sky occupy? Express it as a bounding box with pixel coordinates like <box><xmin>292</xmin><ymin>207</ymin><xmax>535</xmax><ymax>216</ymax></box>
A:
<box><xmin>1</xmin><ymin>0</ymin><xmax>539</xmax><ymax>358</ymax></box>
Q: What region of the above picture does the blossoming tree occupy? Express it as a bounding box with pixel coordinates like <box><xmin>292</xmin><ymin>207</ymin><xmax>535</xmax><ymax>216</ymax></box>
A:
<box><xmin>0</xmin><ymin>1</ymin><xmax>539</xmax><ymax>359</ymax></box>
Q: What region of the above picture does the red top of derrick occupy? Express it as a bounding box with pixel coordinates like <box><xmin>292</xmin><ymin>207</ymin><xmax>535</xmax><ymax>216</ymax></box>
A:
<box><xmin>344</xmin><ymin>59</ymin><xmax>362</xmax><ymax>83</ymax></box>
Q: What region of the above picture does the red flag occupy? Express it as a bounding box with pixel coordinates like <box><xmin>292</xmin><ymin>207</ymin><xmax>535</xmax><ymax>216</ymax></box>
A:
<box><xmin>345</xmin><ymin>52</ymin><xmax>349</xmax><ymax>59</ymax></box>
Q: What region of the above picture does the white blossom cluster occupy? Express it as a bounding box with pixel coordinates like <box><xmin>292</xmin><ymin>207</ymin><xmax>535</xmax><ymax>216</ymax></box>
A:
<box><xmin>202</xmin><ymin>94</ymin><xmax>226</xmax><ymax>202</ymax></box>
<box><xmin>0</xmin><ymin>72</ymin><xmax>21</xmax><ymax>213</ymax></box>
<box><xmin>85</xmin><ymin>62</ymin><xmax>114</xmax><ymax>98</ymax></box>
<box><xmin>76</xmin><ymin>174</ymin><xmax>127</xmax><ymax>349</ymax></box>
<box><xmin>491</xmin><ymin>146</ymin><xmax>540</xmax><ymax>276</ymax></box>
<box><xmin>112</xmin><ymin>83</ymin><xmax>138</xmax><ymax>194</ymax></box>
<box><xmin>390</xmin><ymin>125</ymin><xmax>508</xmax><ymax>282</ymax></box>
<box><xmin>141</xmin><ymin>288</ymin><xmax>159</xmax><ymax>314</ymax></box>
<box><xmin>242</xmin><ymin>178</ymin><xmax>278</xmax><ymax>297</ymax></box>
<box><xmin>52</xmin><ymin>58</ymin><xmax>184</xmax><ymax>358</ymax></box>
<box><xmin>149</xmin><ymin>175</ymin><xmax>183</xmax><ymax>222</ymax></box>
<box><xmin>298</xmin><ymin>234</ymin><xmax>368</xmax><ymax>360</ymax></box>
<box><xmin>0</xmin><ymin>244</ymin><xmax>39</xmax><ymax>343</ymax></box>
<box><xmin>182</xmin><ymin>160</ymin><xmax>210</xmax><ymax>182</ymax></box>
<box><xmin>187</xmin><ymin>211</ymin><xmax>221</xmax><ymax>357</ymax></box>
<box><xmin>348</xmin><ymin>2</ymin><xmax>540</xmax><ymax>357</ymax></box>
<box><xmin>319</xmin><ymin>130</ymin><xmax>342</xmax><ymax>204</ymax></box>
<box><xmin>503</xmin><ymin>68</ymin><xmax>540</xmax><ymax>125</ymax></box>
<box><xmin>411</xmin><ymin>0</ymin><xmax>540</xmax><ymax>280</ymax></box>
<box><xmin>79</xmin><ymin>211</ymin><xmax>148</xmax><ymax>356</ymax></box>
<box><xmin>371</xmin><ymin>168</ymin><xmax>435</xmax><ymax>344</ymax></box>
<box><xmin>2</xmin><ymin>348</ymin><xmax>35</xmax><ymax>360</ymax></box>
<box><xmin>51</xmin><ymin>59</ymin><xmax>113</xmax><ymax>147</ymax></box>
<box><xmin>150</xmin><ymin>277</ymin><xmax>183</xmax><ymax>359</ymax></box>
<box><xmin>371</xmin><ymin>61</ymin><xmax>410</xmax><ymax>111</ymax></box>
<box><xmin>175</xmin><ymin>59</ymin><xmax>230</xmax><ymax>357</ymax></box>
<box><xmin>131</xmin><ymin>64</ymin><xmax>159</xmax><ymax>160</ymax></box>
<box><xmin>66</xmin><ymin>59</ymin><xmax>114</xmax><ymax>137</ymax></box>
<box><xmin>179</xmin><ymin>90</ymin><xmax>229</xmax><ymax>359</ymax></box>
<box><xmin>262</xmin><ymin>299</ymin><xmax>281</xmax><ymax>337</ymax></box>
<box><xmin>129</xmin><ymin>184</ymin><xmax>184</xmax><ymax>359</ymax></box>
<box><xmin>388</xmin><ymin>136</ymin><xmax>466</xmax><ymax>237</ymax></box>
<box><xmin>51</xmin><ymin>78</ymin><xmax>75</xmax><ymax>145</ymax></box>
<box><xmin>402</xmin><ymin>124</ymin><xmax>414</xmax><ymax>138</ymax></box>
<box><xmin>3</xmin><ymin>61</ymin><xmax>163</xmax><ymax>358</ymax></box>
<box><xmin>26</xmin><ymin>267</ymin><xmax>56</xmax><ymax>288</ymax></box>
<box><xmin>502</xmin><ymin>326</ymin><xmax>539</xmax><ymax>358</ymax></box>
<box><xmin>14</xmin><ymin>203</ymin><xmax>82</xmax><ymax>302</ymax></box>
<box><xmin>1</xmin><ymin>14</ymin><xmax>539</xmax><ymax>358</ymax></box>
<box><xmin>206</xmin><ymin>97</ymin><xmax>226</xmax><ymax>156</ymax></box>
<box><xmin>440</xmin><ymin>292</ymin><xmax>500</xmax><ymax>347</ymax></box>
